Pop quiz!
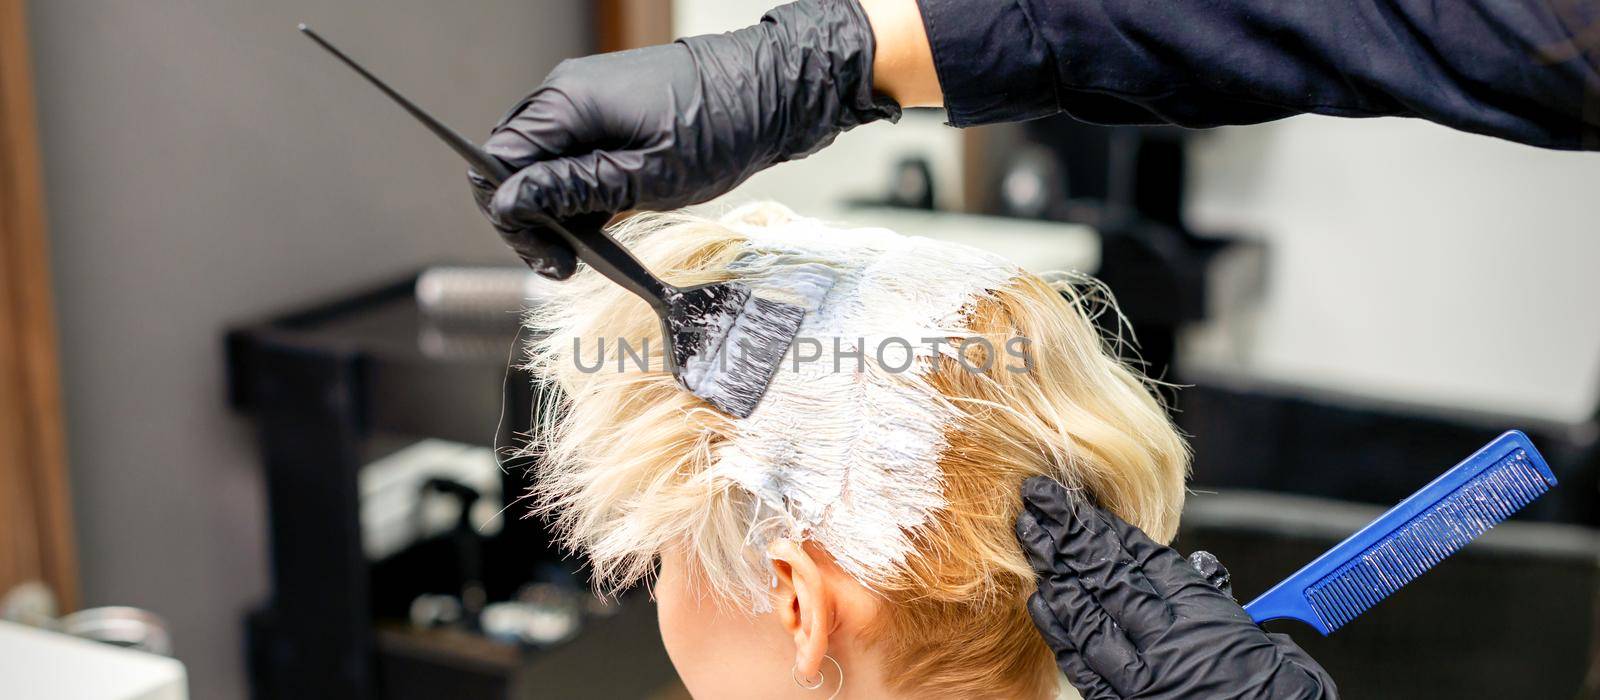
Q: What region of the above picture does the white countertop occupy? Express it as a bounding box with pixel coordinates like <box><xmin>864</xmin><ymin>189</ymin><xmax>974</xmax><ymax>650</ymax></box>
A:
<box><xmin>0</xmin><ymin>621</ymin><xmax>187</xmax><ymax>700</ymax></box>
<box><xmin>822</xmin><ymin>206</ymin><xmax>1100</xmax><ymax>275</ymax></box>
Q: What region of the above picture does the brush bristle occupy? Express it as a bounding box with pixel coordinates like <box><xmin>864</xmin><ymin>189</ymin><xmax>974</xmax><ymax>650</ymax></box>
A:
<box><xmin>673</xmin><ymin>287</ymin><xmax>807</xmax><ymax>418</ymax></box>
<box><xmin>1305</xmin><ymin>449</ymin><xmax>1552</xmax><ymax>631</ymax></box>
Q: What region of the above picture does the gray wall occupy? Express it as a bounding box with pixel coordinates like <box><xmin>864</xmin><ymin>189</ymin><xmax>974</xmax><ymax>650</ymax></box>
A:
<box><xmin>26</xmin><ymin>2</ymin><xmax>589</xmax><ymax>697</ymax></box>
<box><xmin>1182</xmin><ymin>115</ymin><xmax>1600</xmax><ymax>425</ymax></box>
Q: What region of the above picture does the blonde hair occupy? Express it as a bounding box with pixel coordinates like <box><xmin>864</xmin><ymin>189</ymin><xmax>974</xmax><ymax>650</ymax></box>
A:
<box><xmin>525</xmin><ymin>204</ymin><xmax>1188</xmax><ymax>698</ymax></box>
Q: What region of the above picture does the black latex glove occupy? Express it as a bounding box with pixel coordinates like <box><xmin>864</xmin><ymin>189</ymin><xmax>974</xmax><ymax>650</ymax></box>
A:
<box><xmin>468</xmin><ymin>0</ymin><xmax>901</xmax><ymax>278</ymax></box>
<box><xmin>1016</xmin><ymin>476</ymin><xmax>1338</xmax><ymax>699</ymax></box>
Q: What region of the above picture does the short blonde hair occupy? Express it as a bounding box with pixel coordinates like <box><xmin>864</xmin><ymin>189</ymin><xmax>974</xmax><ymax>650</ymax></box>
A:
<box><xmin>525</xmin><ymin>204</ymin><xmax>1188</xmax><ymax>698</ymax></box>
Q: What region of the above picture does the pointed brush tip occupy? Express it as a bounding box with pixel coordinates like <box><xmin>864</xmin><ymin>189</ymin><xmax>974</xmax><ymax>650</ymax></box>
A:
<box><xmin>297</xmin><ymin>23</ymin><xmax>309</xmax><ymax>32</ymax></box>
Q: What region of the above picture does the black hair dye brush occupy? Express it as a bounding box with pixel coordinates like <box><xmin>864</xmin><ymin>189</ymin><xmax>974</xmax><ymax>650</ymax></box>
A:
<box><xmin>299</xmin><ymin>24</ymin><xmax>808</xmax><ymax>418</ymax></box>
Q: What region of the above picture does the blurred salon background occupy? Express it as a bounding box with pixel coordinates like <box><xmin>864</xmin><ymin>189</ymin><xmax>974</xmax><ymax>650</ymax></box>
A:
<box><xmin>0</xmin><ymin>1</ymin><xmax>1595</xmax><ymax>698</ymax></box>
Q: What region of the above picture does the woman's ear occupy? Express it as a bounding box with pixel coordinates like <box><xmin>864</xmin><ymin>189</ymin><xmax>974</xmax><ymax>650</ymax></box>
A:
<box><xmin>768</xmin><ymin>539</ymin><xmax>835</xmax><ymax>679</ymax></box>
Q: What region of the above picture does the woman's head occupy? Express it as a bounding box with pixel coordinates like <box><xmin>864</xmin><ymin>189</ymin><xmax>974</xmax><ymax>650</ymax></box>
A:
<box><xmin>525</xmin><ymin>204</ymin><xmax>1187</xmax><ymax>698</ymax></box>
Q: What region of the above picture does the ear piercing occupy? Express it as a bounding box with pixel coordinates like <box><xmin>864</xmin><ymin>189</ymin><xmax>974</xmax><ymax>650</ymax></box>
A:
<box><xmin>792</xmin><ymin>654</ymin><xmax>844</xmax><ymax>698</ymax></box>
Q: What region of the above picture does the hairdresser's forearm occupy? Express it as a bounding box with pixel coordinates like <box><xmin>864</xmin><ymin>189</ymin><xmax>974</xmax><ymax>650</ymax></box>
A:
<box><xmin>868</xmin><ymin>0</ymin><xmax>1599</xmax><ymax>150</ymax></box>
<box><xmin>859</xmin><ymin>0</ymin><xmax>942</xmax><ymax>108</ymax></box>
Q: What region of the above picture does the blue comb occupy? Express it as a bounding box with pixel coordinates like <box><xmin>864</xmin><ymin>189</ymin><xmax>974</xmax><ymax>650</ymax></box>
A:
<box><xmin>1243</xmin><ymin>430</ymin><xmax>1556</xmax><ymax>634</ymax></box>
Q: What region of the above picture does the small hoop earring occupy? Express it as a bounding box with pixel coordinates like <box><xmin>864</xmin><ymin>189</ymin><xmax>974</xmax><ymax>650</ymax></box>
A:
<box><xmin>791</xmin><ymin>655</ymin><xmax>844</xmax><ymax>699</ymax></box>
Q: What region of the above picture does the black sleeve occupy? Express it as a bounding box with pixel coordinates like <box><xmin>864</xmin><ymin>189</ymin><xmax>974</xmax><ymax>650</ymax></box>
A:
<box><xmin>916</xmin><ymin>0</ymin><xmax>1600</xmax><ymax>150</ymax></box>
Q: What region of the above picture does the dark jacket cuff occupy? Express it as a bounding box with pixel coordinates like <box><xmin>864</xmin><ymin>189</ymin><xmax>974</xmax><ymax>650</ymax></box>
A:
<box><xmin>917</xmin><ymin>0</ymin><xmax>1061</xmax><ymax>127</ymax></box>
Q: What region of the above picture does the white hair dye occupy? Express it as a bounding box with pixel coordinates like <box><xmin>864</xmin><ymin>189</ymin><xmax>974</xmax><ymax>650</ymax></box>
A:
<box><xmin>704</xmin><ymin>204</ymin><xmax>1020</xmax><ymax>601</ymax></box>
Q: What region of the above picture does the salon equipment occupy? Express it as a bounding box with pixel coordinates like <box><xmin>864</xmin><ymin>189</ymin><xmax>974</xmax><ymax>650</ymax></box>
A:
<box><xmin>57</xmin><ymin>607</ymin><xmax>175</xmax><ymax>657</ymax></box>
<box><xmin>422</xmin><ymin>478</ymin><xmax>488</xmax><ymax>616</ymax></box>
<box><xmin>1244</xmin><ymin>431</ymin><xmax>1557</xmax><ymax>633</ymax></box>
<box><xmin>227</xmin><ymin>276</ymin><xmax>679</xmax><ymax>699</ymax></box>
<box><xmin>360</xmin><ymin>439</ymin><xmax>504</xmax><ymax>561</ymax></box>
<box><xmin>408</xmin><ymin>594</ymin><xmax>463</xmax><ymax>630</ymax></box>
<box><xmin>415</xmin><ymin>267</ymin><xmax>549</xmax><ymax>325</ymax></box>
<box><xmin>301</xmin><ymin>25</ymin><xmax>816</xmax><ymax>419</ymax></box>
<box><xmin>479</xmin><ymin>584</ymin><xmax>581</xmax><ymax>647</ymax></box>
<box><xmin>3</xmin><ymin>582</ymin><xmax>175</xmax><ymax>656</ymax></box>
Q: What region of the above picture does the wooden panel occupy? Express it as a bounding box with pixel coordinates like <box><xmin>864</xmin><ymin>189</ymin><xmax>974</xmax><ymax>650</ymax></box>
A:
<box><xmin>0</xmin><ymin>0</ymin><xmax>78</xmax><ymax>612</ymax></box>
<box><xmin>596</xmin><ymin>0</ymin><xmax>674</xmax><ymax>53</ymax></box>
<box><xmin>594</xmin><ymin>0</ymin><xmax>673</xmax><ymax>229</ymax></box>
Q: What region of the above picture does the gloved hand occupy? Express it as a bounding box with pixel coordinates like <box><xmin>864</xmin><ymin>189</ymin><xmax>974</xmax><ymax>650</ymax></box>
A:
<box><xmin>1016</xmin><ymin>476</ymin><xmax>1338</xmax><ymax>699</ymax></box>
<box><xmin>469</xmin><ymin>0</ymin><xmax>901</xmax><ymax>278</ymax></box>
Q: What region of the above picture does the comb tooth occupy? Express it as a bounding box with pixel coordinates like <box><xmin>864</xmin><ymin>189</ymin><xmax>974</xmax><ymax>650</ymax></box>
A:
<box><xmin>1408</xmin><ymin>522</ymin><xmax>1432</xmax><ymax>571</ymax></box>
<box><xmin>1325</xmin><ymin>581</ymin><xmax>1351</xmax><ymax>626</ymax></box>
<box><xmin>1433</xmin><ymin>514</ymin><xmax>1459</xmax><ymax>559</ymax></box>
<box><xmin>1490</xmin><ymin>469</ymin><xmax>1514</xmax><ymax>504</ymax></box>
<box><xmin>1492</xmin><ymin>472</ymin><xmax>1520</xmax><ymax>512</ymax></box>
<box><xmin>1377</xmin><ymin>548</ymin><xmax>1403</xmax><ymax>589</ymax></box>
<box><xmin>1316</xmin><ymin>582</ymin><xmax>1348</xmax><ymax>628</ymax></box>
<box><xmin>1517</xmin><ymin>458</ymin><xmax>1550</xmax><ymax>495</ymax></box>
<box><xmin>1306</xmin><ymin>588</ymin><xmax>1326</xmax><ymax>625</ymax></box>
<box><xmin>1306</xmin><ymin>587</ymin><xmax>1330</xmax><ymax>627</ymax></box>
<box><xmin>1510</xmin><ymin>457</ymin><xmax>1536</xmax><ymax>482</ymax></box>
<box><xmin>1400</xmin><ymin>535</ymin><xmax>1425</xmax><ymax>579</ymax></box>
<box><xmin>1520</xmin><ymin>468</ymin><xmax>1541</xmax><ymax>495</ymax></box>
<box><xmin>1350</xmin><ymin>565</ymin><xmax>1372</xmax><ymax>595</ymax></box>
<box><xmin>1348</xmin><ymin>578</ymin><xmax>1368</xmax><ymax>618</ymax></box>
<box><xmin>1347</xmin><ymin>573</ymin><xmax>1375</xmax><ymax>615</ymax></box>
<box><xmin>1493</xmin><ymin>468</ymin><xmax>1522</xmax><ymax>511</ymax></box>
<box><xmin>1426</xmin><ymin>512</ymin><xmax>1448</xmax><ymax>565</ymax></box>
<box><xmin>1356</xmin><ymin>568</ymin><xmax>1382</xmax><ymax>609</ymax></box>
<box><xmin>1408</xmin><ymin>521</ymin><xmax>1433</xmax><ymax>572</ymax></box>
<box><xmin>1490</xmin><ymin>474</ymin><xmax>1514</xmax><ymax>508</ymax></box>
<box><xmin>1479</xmin><ymin>479</ymin><xmax>1499</xmax><ymax>515</ymax></box>
<box><xmin>1311</xmin><ymin>595</ymin><xmax>1336</xmax><ymax>630</ymax></box>
<box><xmin>1405</xmin><ymin>535</ymin><xmax>1428</xmax><ymax>578</ymax></box>
<box><xmin>1505</xmin><ymin>462</ymin><xmax>1531</xmax><ymax>498</ymax></box>
<box><xmin>1326</xmin><ymin>582</ymin><xmax>1353</xmax><ymax>627</ymax></box>
<box><xmin>1516</xmin><ymin>452</ymin><xmax>1548</xmax><ymax>488</ymax></box>
<box><xmin>1469</xmin><ymin>490</ymin><xmax>1488</xmax><ymax>523</ymax></box>
<box><xmin>1522</xmin><ymin>465</ymin><xmax>1545</xmax><ymax>496</ymax></box>
<box><xmin>1504</xmin><ymin>457</ymin><xmax>1529</xmax><ymax>482</ymax></box>
<box><xmin>1414</xmin><ymin>538</ymin><xmax>1434</xmax><ymax>577</ymax></box>
<box><xmin>1527</xmin><ymin>467</ymin><xmax>1551</xmax><ymax>495</ymax></box>
<box><xmin>1471</xmin><ymin>482</ymin><xmax>1492</xmax><ymax>515</ymax></box>
<box><xmin>1425</xmin><ymin>513</ymin><xmax>1450</xmax><ymax>563</ymax></box>
<box><xmin>1337</xmin><ymin>574</ymin><xmax>1364</xmax><ymax>615</ymax></box>
<box><xmin>1464</xmin><ymin>494</ymin><xmax>1490</xmax><ymax>537</ymax></box>
<box><xmin>1313</xmin><ymin>588</ymin><xmax>1336</xmax><ymax>627</ymax></box>
<box><xmin>1444</xmin><ymin>501</ymin><xmax>1468</xmax><ymax>545</ymax></box>
<box><xmin>1374</xmin><ymin>542</ymin><xmax>1401</xmax><ymax>587</ymax></box>
<box><xmin>1357</xmin><ymin>570</ymin><xmax>1379</xmax><ymax>608</ymax></box>
<box><xmin>1416</xmin><ymin>541</ymin><xmax>1437</xmax><ymax>575</ymax></box>
<box><xmin>1477</xmin><ymin>480</ymin><xmax>1503</xmax><ymax>517</ymax></box>
<box><xmin>1464</xmin><ymin>493</ymin><xmax>1491</xmax><ymax>536</ymax></box>
<box><xmin>1433</xmin><ymin>521</ymin><xmax>1459</xmax><ymax>559</ymax></box>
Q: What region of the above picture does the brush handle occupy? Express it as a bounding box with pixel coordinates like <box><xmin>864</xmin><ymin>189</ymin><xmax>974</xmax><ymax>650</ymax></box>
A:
<box><xmin>538</xmin><ymin>216</ymin><xmax>675</xmax><ymax>311</ymax></box>
<box><xmin>299</xmin><ymin>25</ymin><xmax>511</xmax><ymax>183</ymax></box>
<box><xmin>299</xmin><ymin>24</ymin><xmax>677</xmax><ymax>309</ymax></box>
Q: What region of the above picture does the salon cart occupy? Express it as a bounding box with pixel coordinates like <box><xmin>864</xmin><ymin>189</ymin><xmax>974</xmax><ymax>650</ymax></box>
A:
<box><xmin>226</xmin><ymin>273</ymin><xmax>680</xmax><ymax>700</ymax></box>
